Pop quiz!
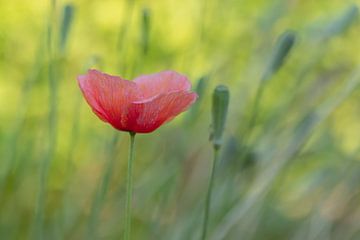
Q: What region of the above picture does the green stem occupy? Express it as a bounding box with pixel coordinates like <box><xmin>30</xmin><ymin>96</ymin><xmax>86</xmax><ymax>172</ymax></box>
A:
<box><xmin>124</xmin><ymin>132</ymin><xmax>136</xmax><ymax>240</ymax></box>
<box><xmin>201</xmin><ymin>147</ymin><xmax>220</xmax><ymax>240</ymax></box>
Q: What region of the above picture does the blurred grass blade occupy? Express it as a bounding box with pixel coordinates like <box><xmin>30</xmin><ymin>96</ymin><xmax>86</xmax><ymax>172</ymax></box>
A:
<box><xmin>185</xmin><ymin>75</ymin><xmax>209</xmax><ymax>124</ymax></box>
<box><xmin>258</xmin><ymin>0</ymin><xmax>287</xmax><ymax>32</ymax></box>
<box><xmin>59</xmin><ymin>4</ymin><xmax>75</xmax><ymax>53</ymax></box>
<box><xmin>321</xmin><ymin>4</ymin><xmax>359</xmax><ymax>40</ymax></box>
<box><xmin>141</xmin><ymin>7</ymin><xmax>151</xmax><ymax>55</ymax></box>
<box><xmin>262</xmin><ymin>30</ymin><xmax>296</xmax><ymax>81</ymax></box>
<box><xmin>0</xmin><ymin>44</ymin><xmax>44</xmax><ymax>187</ymax></box>
<box><xmin>87</xmin><ymin>133</ymin><xmax>120</xmax><ymax>239</ymax></box>
<box><xmin>195</xmin><ymin>75</ymin><xmax>208</xmax><ymax>99</ymax></box>
<box><xmin>33</xmin><ymin>1</ymin><xmax>58</xmax><ymax>238</ymax></box>
<box><xmin>211</xmin><ymin>85</ymin><xmax>230</xmax><ymax>149</ymax></box>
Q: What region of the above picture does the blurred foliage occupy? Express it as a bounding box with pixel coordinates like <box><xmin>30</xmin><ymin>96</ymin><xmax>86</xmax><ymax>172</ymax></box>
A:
<box><xmin>1</xmin><ymin>0</ymin><xmax>360</xmax><ymax>239</ymax></box>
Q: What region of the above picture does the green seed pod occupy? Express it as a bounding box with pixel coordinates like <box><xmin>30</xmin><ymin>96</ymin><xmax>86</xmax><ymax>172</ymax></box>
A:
<box><xmin>211</xmin><ymin>85</ymin><xmax>230</xmax><ymax>149</ymax></box>
<box><xmin>262</xmin><ymin>30</ymin><xmax>296</xmax><ymax>81</ymax></box>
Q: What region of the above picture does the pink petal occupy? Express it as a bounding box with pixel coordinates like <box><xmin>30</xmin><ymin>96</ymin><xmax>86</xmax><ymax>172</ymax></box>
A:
<box><xmin>130</xmin><ymin>91</ymin><xmax>198</xmax><ymax>133</ymax></box>
<box><xmin>77</xmin><ymin>69</ymin><xmax>142</xmax><ymax>131</ymax></box>
<box><xmin>134</xmin><ymin>70</ymin><xmax>191</xmax><ymax>99</ymax></box>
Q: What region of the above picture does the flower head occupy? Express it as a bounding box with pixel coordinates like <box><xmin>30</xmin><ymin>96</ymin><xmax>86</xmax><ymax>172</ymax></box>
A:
<box><xmin>78</xmin><ymin>69</ymin><xmax>198</xmax><ymax>133</ymax></box>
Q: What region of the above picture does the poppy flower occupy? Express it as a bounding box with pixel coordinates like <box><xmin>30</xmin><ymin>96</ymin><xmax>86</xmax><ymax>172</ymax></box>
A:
<box><xmin>77</xmin><ymin>69</ymin><xmax>198</xmax><ymax>133</ymax></box>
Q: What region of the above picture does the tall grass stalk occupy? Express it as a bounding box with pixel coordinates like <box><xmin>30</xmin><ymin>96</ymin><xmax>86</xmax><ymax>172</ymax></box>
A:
<box><xmin>33</xmin><ymin>0</ymin><xmax>58</xmax><ymax>238</ymax></box>
<box><xmin>117</xmin><ymin>0</ymin><xmax>135</xmax><ymax>75</ymax></box>
<box><xmin>0</xmin><ymin>44</ymin><xmax>43</xmax><ymax>191</ymax></box>
<box><xmin>59</xmin><ymin>94</ymin><xmax>81</xmax><ymax>237</ymax></box>
<box><xmin>141</xmin><ymin>7</ymin><xmax>150</xmax><ymax>55</ymax></box>
<box><xmin>199</xmin><ymin>0</ymin><xmax>208</xmax><ymax>41</ymax></box>
<box><xmin>59</xmin><ymin>4</ymin><xmax>74</xmax><ymax>54</ymax></box>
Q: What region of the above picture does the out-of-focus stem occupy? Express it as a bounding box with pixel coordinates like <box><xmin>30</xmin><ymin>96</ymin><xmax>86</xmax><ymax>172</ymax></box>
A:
<box><xmin>33</xmin><ymin>1</ymin><xmax>57</xmax><ymax>239</ymax></box>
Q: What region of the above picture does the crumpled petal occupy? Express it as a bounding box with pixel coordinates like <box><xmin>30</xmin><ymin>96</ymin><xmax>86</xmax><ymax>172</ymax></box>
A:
<box><xmin>130</xmin><ymin>91</ymin><xmax>198</xmax><ymax>133</ymax></box>
<box><xmin>77</xmin><ymin>69</ymin><xmax>142</xmax><ymax>131</ymax></box>
<box><xmin>134</xmin><ymin>70</ymin><xmax>191</xmax><ymax>99</ymax></box>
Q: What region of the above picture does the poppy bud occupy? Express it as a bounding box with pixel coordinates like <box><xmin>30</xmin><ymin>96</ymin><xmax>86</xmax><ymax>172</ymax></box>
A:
<box><xmin>262</xmin><ymin>30</ymin><xmax>296</xmax><ymax>81</ymax></box>
<box><xmin>322</xmin><ymin>4</ymin><xmax>358</xmax><ymax>40</ymax></box>
<box><xmin>211</xmin><ymin>85</ymin><xmax>229</xmax><ymax>149</ymax></box>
